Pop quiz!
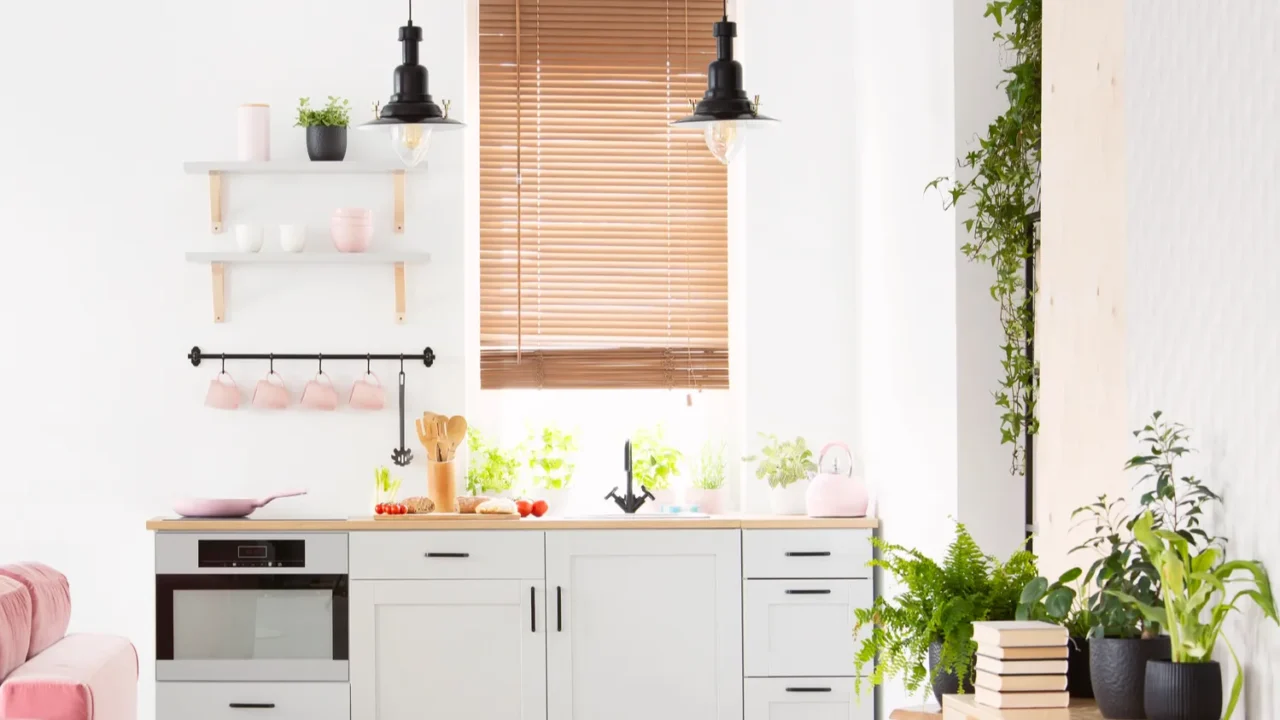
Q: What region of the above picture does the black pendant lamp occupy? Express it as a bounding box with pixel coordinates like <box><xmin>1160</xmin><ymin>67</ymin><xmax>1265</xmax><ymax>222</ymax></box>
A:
<box><xmin>361</xmin><ymin>0</ymin><xmax>463</xmax><ymax>167</ymax></box>
<box><xmin>671</xmin><ymin>0</ymin><xmax>778</xmax><ymax>165</ymax></box>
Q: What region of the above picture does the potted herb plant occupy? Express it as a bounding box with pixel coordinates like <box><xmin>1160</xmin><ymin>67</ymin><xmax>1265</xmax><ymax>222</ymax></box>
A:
<box><xmin>744</xmin><ymin>433</ymin><xmax>815</xmax><ymax>515</ymax></box>
<box><xmin>525</xmin><ymin>424</ymin><xmax>578</xmax><ymax>510</ymax></box>
<box><xmin>853</xmin><ymin>522</ymin><xmax>1037</xmax><ymax>705</ymax></box>
<box><xmin>1110</xmin><ymin>512</ymin><xmax>1277</xmax><ymax>720</ymax></box>
<box><xmin>688</xmin><ymin>441</ymin><xmax>726</xmax><ymax>514</ymax></box>
<box><xmin>295</xmin><ymin>95</ymin><xmax>351</xmax><ymax>161</ymax></box>
<box><xmin>465</xmin><ymin>428</ymin><xmax>520</xmax><ymax>497</ymax></box>
<box><xmin>632</xmin><ymin>424</ymin><xmax>682</xmax><ymax>511</ymax></box>
<box><xmin>1017</xmin><ymin>568</ymin><xmax>1095</xmax><ymax>697</ymax></box>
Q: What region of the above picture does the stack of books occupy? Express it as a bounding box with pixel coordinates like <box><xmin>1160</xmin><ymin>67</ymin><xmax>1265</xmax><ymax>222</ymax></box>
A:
<box><xmin>971</xmin><ymin>620</ymin><xmax>1070</xmax><ymax>718</ymax></box>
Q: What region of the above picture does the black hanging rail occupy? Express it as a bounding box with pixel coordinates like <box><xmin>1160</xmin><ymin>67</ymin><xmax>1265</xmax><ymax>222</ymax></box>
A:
<box><xmin>188</xmin><ymin>346</ymin><xmax>435</xmax><ymax>368</ymax></box>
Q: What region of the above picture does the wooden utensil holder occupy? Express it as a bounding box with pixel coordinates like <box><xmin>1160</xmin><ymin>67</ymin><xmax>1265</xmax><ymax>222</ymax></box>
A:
<box><xmin>427</xmin><ymin>461</ymin><xmax>459</xmax><ymax>513</ymax></box>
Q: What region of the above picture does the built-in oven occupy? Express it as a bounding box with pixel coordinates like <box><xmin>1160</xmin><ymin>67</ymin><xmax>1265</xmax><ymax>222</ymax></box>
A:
<box><xmin>155</xmin><ymin>532</ymin><xmax>348</xmax><ymax>682</ymax></box>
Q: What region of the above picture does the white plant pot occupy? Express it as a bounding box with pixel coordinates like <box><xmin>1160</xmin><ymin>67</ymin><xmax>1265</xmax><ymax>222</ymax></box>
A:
<box><xmin>687</xmin><ymin>488</ymin><xmax>726</xmax><ymax>515</ymax></box>
<box><xmin>528</xmin><ymin>486</ymin><xmax>569</xmax><ymax>516</ymax></box>
<box><xmin>768</xmin><ymin>479</ymin><xmax>810</xmax><ymax>515</ymax></box>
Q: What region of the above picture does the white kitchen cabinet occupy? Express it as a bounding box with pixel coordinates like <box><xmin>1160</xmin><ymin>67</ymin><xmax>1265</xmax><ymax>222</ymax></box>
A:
<box><xmin>156</xmin><ymin>682</ymin><xmax>349</xmax><ymax>720</ymax></box>
<box><xmin>744</xmin><ymin>678</ymin><xmax>871</xmax><ymax>720</ymax></box>
<box><xmin>350</xmin><ymin>579</ymin><xmax>546</xmax><ymax>720</ymax></box>
<box><xmin>744</xmin><ymin>579</ymin><xmax>872</xmax><ymax>677</ymax></box>
<box><xmin>545</xmin><ymin>530</ymin><xmax>742</xmax><ymax>720</ymax></box>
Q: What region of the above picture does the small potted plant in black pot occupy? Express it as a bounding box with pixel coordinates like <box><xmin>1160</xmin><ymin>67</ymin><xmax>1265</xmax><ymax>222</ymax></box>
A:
<box><xmin>295</xmin><ymin>95</ymin><xmax>351</xmax><ymax>161</ymax></box>
<box><xmin>1109</xmin><ymin>511</ymin><xmax>1277</xmax><ymax>720</ymax></box>
<box><xmin>1016</xmin><ymin>567</ymin><xmax>1094</xmax><ymax>698</ymax></box>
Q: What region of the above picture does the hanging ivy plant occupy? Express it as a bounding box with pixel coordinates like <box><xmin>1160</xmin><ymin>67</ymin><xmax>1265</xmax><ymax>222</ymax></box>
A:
<box><xmin>929</xmin><ymin>0</ymin><xmax>1042</xmax><ymax>475</ymax></box>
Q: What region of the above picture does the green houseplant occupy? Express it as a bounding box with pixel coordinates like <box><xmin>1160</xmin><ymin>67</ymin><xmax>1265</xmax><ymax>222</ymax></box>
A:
<box><xmin>525</xmin><ymin>425</ymin><xmax>579</xmax><ymax>492</ymax></box>
<box><xmin>465</xmin><ymin>428</ymin><xmax>521</xmax><ymax>496</ymax></box>
<box><xmin>295</xmin><ymin>95</ymin><xmax>351</xmax><ymax>161</ymax></box>
<box><xmin>632</xmin><ymin>425</ymin><xmax>682</xmax><ymax>508</ymax></box>
<box><xmin>853</xmin><ymin>522</ymin><xmax>1037</xmax><ymax>704</ymax></box>
<box><xmin>1016</xmin><ymin>567</ymin><xmax>1095</xmax><ymax>697</ymax></box>
<box><xmin>744</xmin><ymin>433</ymin><xmax>816</xmax><ymax>515</ymax></box>
<box><xmin>688</xmin><ymin>441</ymin><xmax>727</xmax><ymax>514</ymax></box>
<box><xmin>1109</xmin><ymin>512</ymin><xmax>1277</xmax><ymax>720</ymax></box>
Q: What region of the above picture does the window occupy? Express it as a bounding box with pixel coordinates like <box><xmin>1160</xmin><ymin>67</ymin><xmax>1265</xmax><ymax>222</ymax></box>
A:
<box><xmin>479</xmin><ymin>0</ymin><xmax>729</xmax><ymax>390</ymax></box>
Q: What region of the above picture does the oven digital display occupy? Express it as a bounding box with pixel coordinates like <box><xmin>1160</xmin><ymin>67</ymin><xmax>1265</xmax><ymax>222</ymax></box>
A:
<box><xmin>237</xmin><ymin>545</ymin><xmax>268</xmax><ymax>559</ymax></box>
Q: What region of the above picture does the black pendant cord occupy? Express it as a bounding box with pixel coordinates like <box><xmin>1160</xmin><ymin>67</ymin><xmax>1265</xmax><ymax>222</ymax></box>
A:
<box><xmin>722</xmin><ymin>0</ymin><xmax>727</xmax><ymax>20</ymax></box>
<box><xmin>188</xmin><ymin>346</ymin><xmax>435</xmax><ymax>368</ymax></box>
<box><xmin>407</xmin><ymin>0</ymin><xmax>413</xmax><ymax>24</ymax></box>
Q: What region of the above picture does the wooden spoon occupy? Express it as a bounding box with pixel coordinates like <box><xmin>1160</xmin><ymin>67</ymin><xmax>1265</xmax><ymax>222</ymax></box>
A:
<box><xmin>446</xmin><ymin>415</ymin><xmax>468</xmax><ymax>460</ymax></box>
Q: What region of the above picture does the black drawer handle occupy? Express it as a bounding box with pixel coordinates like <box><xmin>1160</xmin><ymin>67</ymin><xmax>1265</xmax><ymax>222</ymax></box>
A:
<box><xmin>556</xmin><ymin>585</ymin><xmax>563</xmax><ymax>632</ymax></box>
<box><xmin>425</xmin><ymin>552</ymin><xmax>470</xmax><ymax>558</ymax></box>
<box><xmin>785</xmin><ymin>589</ymin><xmax>832</xmax><ymax>595</ymax></box>
<box><xmin>785</xmin><ymin>551</ymin><xmax>831</xmax><ymax>557</ymax></box>
<box><xmin>230</xmin><ymin>703</ymin><xmax>277</xmax><ymax>709</ymax></box>
<box><xmin>531</xmin><ymin>585</ymin><xmax>537</xmax><ymax>633</ymax></box>
<box><xmin>786</xmin><ymin>687</ymin><xmax>832</xmax><ymax>693</ymax></box>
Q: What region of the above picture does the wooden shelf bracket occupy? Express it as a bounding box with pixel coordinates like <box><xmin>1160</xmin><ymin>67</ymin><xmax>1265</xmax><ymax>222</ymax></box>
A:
<box><xmin>211</xmin><ymin>262</ymin><xmax>226</xmax><ymax>323</ymax></box>
<box><xmin>393</xmin><ymin>170</ymin><xmax>406</xmax><ymax>233</ymax></box>
<box><xmin>394</xmin><ymin>262</ymin><xmax>407</xmax><ymax>323</ymax></box>
<box><xmin>208</xmin><ymin>171</ymin><xmax>223</xmax><ymax>233</ymax></box>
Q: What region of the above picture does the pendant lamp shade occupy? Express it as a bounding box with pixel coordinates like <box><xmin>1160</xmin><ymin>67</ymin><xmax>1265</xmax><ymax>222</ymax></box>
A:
<box><xmin>671</xmin><ymin>12</ymin><xmax>777</xmax><ymax>165</ymax></box>
<box><xmin>361</xmin><ymin>1</ymin><xmax>463</xmax><ymax>166</ymax></box>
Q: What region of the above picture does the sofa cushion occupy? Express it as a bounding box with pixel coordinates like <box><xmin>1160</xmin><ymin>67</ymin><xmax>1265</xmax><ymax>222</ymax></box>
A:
<box><xmin>0</xmin><ymin>564</ymin><xmax>71</xmax><ymax>659</ymax></box>
<box><xmin>0</xmin><ymin>578</ymin><xmax>31</xmax><ymax>681</ymax></box>
<box><xmin>0</xmin><ymin>633</ymin><xmax>138</xmax><ymax>720</ymax></box>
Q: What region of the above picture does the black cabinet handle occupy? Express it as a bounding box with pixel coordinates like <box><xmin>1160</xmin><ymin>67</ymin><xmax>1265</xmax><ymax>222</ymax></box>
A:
<box><xmin>531</xmin><ymin>585</ymin><xmax>536</xmax><ymax>632</ymax></box>
<box><xmin>785</xmin><ymin>687</ymin><xmax>832</xmax><ymax>693</ymax></box>
<box><xmin>556</xmin><ymin>586</ymin><xmax>563</xmax><ymax>632</ymax></box>
<box><xmin>229</xmin><ymin>703</ymin><xmax>277</xmax><ymax>709</ymax></box>
<box><xmin>785</xmin><ymin>589</ymin><xmax>832</xmax><ymax>595</ymax></box>
<box><xmin>785</xmin><ymin>551</ymin><xmax>831</xmax><ymax>557</ymax></box>
<box><xmin>424</xmin><ymin>552</ymin><xmax>470</xmax><ymax>558</ymax></box>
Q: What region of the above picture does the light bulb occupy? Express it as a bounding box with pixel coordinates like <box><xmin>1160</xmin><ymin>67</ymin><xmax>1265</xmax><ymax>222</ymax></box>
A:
<box><xmin>390</xmin><ymin>124</ymin><xmax>433</xmax><ymax>167</ymax></box>
<box><xmin>704</xmin><ymin>121</ymin><xmax>744</xmax><ymax>165</ymax></box>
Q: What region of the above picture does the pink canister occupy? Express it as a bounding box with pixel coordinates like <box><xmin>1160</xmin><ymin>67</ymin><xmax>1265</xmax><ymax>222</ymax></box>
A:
<box><xmin>805</xmin><ymin>442</ymin><xmax>869</xmax><ymax>518</ymax></box>
<box><xmin>237</xmin><ymin>104</ymin><xmax>270</xmax><ymax>161</ymax></box>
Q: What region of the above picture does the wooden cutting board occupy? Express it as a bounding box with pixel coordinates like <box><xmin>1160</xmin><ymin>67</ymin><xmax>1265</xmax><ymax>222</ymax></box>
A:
<box><xmin>372</xmin><ymin>512</ymin><xmax>520</xmax><ymax>521</ymax></box>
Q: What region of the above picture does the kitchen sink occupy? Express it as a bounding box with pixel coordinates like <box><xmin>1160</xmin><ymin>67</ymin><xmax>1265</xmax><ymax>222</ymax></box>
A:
<box><xmin>568</xmin><ymin>512</ymin><xmax>710</xmax><ymax>520</ymax></box>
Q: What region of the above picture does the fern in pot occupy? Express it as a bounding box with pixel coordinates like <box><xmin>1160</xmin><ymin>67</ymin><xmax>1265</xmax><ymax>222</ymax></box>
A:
<box><xmin>744</xmin><ymin>433</ymin><xmax>815</xmax><ymax>515</ymax></box>
<box><xmin>688</xmin><ymin>441</ymin><xmax>727</xmax><ymax>514</ymax></box>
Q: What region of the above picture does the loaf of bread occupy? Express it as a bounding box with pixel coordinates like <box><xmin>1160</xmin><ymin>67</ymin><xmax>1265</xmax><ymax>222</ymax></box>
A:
<box><xmin>403</xmin><ymin>496</ymin><xmax>435</xmax><ymax>514</ymax></box>
<box><xmin>475</xmin><ymin>497</ymin><xmax>518</xmax><ymax>515</ymax></box>
<box><xmin>456</xmin><ymin>496</ymin><xmax>492</xmax><ymax>514</ymax></box>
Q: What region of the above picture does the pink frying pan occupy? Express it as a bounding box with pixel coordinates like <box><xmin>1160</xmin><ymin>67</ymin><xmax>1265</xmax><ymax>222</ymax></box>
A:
<box><xmin>173</xmin><ymin>490</ymin><xmax>308</xmax><ymax>518</ymax></box>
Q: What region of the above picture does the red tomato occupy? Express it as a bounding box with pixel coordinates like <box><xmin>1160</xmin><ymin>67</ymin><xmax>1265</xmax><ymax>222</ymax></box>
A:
<box><xmin>375</xmin><ymin>503</ymin><xmax>385</xmax><ymax>515</ymax></box>
<box><xmin>516</xmin><ymin>499</ymin><xmax>533</xmax><ymax>517</ymax></box>
<box><xmin>394</xmin><ymin>504</ymin><xmax>405</xmax><ymax>515</ymax></box>
<box><xmin>532</xmin><ymin>499</ymin><xmax>549</xmax><ymax>518</ymax></box>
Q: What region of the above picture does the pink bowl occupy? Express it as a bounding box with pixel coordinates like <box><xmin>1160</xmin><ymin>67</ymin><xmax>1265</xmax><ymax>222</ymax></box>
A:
<box><xmin>332</xmin><ymin>225</ymin><xmax>372</xmax><ymax>252</ymax></box>
<box><xmin>333</xmin><ymin>208</ymin><xmax>373</xmax><ymax>221</ymax></box>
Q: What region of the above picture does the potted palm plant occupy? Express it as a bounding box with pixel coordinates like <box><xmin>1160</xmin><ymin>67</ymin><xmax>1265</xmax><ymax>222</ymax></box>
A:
<box><xmin>744</xmin><ymin>433</ymin><xmax>816</xmax><ymax>515</ymax></box>
<box><xmin>853</xmin><ymin>522</ymin><xmax>1037</xmax><ymax>705</ymax></box>
<box><xmin>688</xmin><ymin>441</ymin><xmax>727</xmax><ymax>514</ymax></box>
<box><xmin>632</xmin><ymin>424</ymin><xmax>682</xmax><ymax>511</ymax></box>
<box><xmin>1109</xmin><ymin>512</ymin><xmax>1277</xmax><ymax>720</ymax></box>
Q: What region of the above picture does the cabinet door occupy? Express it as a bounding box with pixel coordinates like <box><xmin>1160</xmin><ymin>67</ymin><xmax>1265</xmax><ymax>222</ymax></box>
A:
<box><xmin>744</xmin><ymin>678</ymin><xmax>870</xmax><ymax>720</ymax></box>
<box><xmin>546</xmin><ymin>530</ymin><xmax>742</xmax><ymax>720</ymax></box>
<box><xmin>350</xmin><ymin>579</ymin><xmax>546</xmax><ymax>720</ymax></box>
<box><xmin>744</xmin><ymin>579</ymin><xmax>872</xmax><ymax>677</ymax></box>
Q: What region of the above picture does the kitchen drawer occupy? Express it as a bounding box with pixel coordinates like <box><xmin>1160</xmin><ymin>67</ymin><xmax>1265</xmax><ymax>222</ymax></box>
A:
<box><xmin>745</xmin><ymin>678</ymin><xmax>871</xmax><ymax>720</ymax></box>
<box><xmin>744</xmin><ymin>579</ymin><xmax>871</xmax><ymax>677</ymax></box>
<box><xmin>156</xmin><ymin>682</ymin><xmax>349</xmax><ymax>720</ymax></box>
<box><xmin>743</xmin><ymin>529</ymin><xmax>871</xmax><ymax>579</ymax></box>
<box><xmin>350</xmin><ymin>530</ymin><xmax>545</xmax><ymax>580</ymax></box>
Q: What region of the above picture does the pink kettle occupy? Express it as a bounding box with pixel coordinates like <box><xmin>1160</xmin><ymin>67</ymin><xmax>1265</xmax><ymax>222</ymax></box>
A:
<box><xmin>805</xmin><ymin>442</ymin><xmax>868</xmax><ymax>518</ymax></box>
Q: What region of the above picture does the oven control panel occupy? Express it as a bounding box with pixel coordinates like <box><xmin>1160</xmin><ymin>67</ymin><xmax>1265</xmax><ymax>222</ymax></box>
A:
<box><xmin>197</xmin><ymin>539</ymin><xmax>305</xmax><ymax>568</ymax></box>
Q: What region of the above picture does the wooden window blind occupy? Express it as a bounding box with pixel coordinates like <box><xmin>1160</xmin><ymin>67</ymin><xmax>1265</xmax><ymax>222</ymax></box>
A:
<box><xmin>479</xmin><ymin>0</ymin><xmax>729</xmax><ymax>390</ymax></box>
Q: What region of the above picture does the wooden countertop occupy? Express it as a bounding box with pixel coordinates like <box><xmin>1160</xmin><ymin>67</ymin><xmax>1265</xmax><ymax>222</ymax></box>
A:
<box><xmin>942</xmin><ymin>696</ymin><xmax>1100</xmax><ymax>719</ymax></box>
<box><xmin>146</xmin><ymin>514</ymin><xmax>879</xmax><ymax>531</ymax></box>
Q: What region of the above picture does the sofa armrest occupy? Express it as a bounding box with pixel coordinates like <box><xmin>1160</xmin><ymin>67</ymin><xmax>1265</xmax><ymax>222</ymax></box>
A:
<box><xmin>0</xmin><ymin>634</ymin><xmax>137</xmax><ymax>720</ymax></box>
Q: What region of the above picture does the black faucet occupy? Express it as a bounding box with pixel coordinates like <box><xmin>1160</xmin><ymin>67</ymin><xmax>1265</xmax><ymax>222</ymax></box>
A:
<box><xmin>606</xmin><ymin>439</ymin><xmax>654</xmax><ymax>513</ymax></box>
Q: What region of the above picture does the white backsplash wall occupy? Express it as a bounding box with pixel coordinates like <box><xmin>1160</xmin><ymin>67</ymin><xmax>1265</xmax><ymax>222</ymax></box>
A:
<box><xmin>0</xmin><ymin>2</ymin><xmax>466</xmax><ymax>718</ymax></box>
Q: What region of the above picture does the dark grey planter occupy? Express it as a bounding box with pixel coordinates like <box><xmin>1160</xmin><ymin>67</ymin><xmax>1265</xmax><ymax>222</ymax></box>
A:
<box><xmin>1091</xmin><ymin>636</ymin><xmax>1171</xmax><ymax>718</ymax></box>
<box><xmin>1144</xmin><ymin>660</ymin><xmax>1222</xmax><ymax>720</ymax></box>
<box><xmin>928</xmin><ymin>640</ymin><xmax>974</xmax><ymax>706</ymax></box>
<box><xmin>306</xmin><ymin>125</ymin><xmax>348</xmax><ymax>161</ymax></box>
<box><xmin>1068</xmin><ymin>637</ymin><xmax>1094</xmax><ymax>699</ymax></box>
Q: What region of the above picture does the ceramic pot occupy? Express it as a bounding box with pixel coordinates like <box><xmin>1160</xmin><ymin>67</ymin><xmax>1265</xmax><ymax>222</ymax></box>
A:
<box><xmin>1143</xmin><ymin>660</ymin><xmax>1222</xmax><ymax>720</ymax></box>
<box><xmin>1067</xmin><ymin>637</ymin><xmax>1094</xmax><ymax>698</ymax></box>
<box><xmin>769</xmin><ymin>479</ymin><xmax>810</xmax><ymax>515</ymax></box>
<box><xmin>1091</xmin><ymin>636</ymin><xmax>1171</xmax><ymax>718</ymax></box>
<box><xmin>687</xmin><ymin>487</ymin><xmax>725</xmax><ymax>514</ymax></box>
<box><xmin>928</xmin><ymin>640</ymin><xmax>974</xmax><ymax>706</ymax></box>
<box><xmin>306</xmin><ymin>125</ymin><xmax>347</xmax><ymax>161</ymax></box>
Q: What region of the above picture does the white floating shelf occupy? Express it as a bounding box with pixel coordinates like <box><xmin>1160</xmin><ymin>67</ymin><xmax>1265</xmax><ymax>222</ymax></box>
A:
<box><xmin>187</xmin><ymin>252</ymin><xmax>428</xmax><ymax>324</ymax></box>
<box><xmin>183</xmin><ymin>160</ymin><xmax>422</xmax><ymax>175</ymax></box>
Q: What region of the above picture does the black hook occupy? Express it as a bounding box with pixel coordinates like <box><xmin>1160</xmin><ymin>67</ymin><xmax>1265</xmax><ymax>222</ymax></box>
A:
<box><xmin>269</xmin><ymin>353</ymin><xmax>274</xmax><ymax>373</ymax></box>
<box><xmin>399</xmin><ymin>354</ymin><xmax>405</xmax><ymax>372</ymax></box>
<box><xmin>220</xmin><ymin>356</ymin><xmax>226</xmax><ymax>374</ymax></box>
<box><xmin>366</xmin><ymin>354</ymin><xmax>372</xmax><ymax>374</ymax></box>
<box><xmin>318</xmin><ymin>353</ymin><xmax>323</xmax><ymax>374</ymax></box>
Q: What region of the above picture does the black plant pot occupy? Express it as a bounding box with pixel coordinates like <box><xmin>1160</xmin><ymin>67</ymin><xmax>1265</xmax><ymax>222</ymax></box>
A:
<box><xmin>1091</xmin><ymin>636</ymin><xmax>1171</xmax><ymax>719</ymax></box>
<box><xmin>306</xmin><ymin>126</ymin><xmax>348</xmax><ymax>161</ymax></box>
<box><xmin>1144</xmin><ymin>660</ymin><xmax>1222</xmax><ymax>720</ymax></box>
<box><xmin>928</xmin><ymin>640</ymin><xmax>974</xmax><ymax>706</ymax></box>
<box><xmin>1068</xmin><ymin>637</ymin><xmax>1094</xmax><ymax>698</ymax></box>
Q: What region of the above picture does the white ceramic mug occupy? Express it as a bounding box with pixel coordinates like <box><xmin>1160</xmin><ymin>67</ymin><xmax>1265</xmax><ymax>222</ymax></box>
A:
<box><xmin>235</xmin><ymin>224</ymin><xmax>264</xmax><ymax>253</ymax></box>
<box><xmin>279</xmin><ymin>224</ymin><xmax>307</xmax><ymax>253</ymax></box>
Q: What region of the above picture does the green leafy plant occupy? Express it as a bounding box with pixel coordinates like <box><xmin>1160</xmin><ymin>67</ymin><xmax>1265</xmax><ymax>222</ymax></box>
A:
<box><xmin>373</xmin><ymin>466</ymin><xmax>401</xmax><ymax>503</ymax></box>
<box><xmin>744</xmin><ymin>434</ymin><xmax>815</xmax><ymax>489</ymax></box>
<box><xmin>853</xmin><ymin>522</ymin><xmax>1037</xmax><ymax>697</ymax></box>
<box><xmin>295</xmin><ymin>96</ymin><xmax>352</xmax><ymax>128</ymax></box>
<box><xmin>465</xmin><ymin>428</ymin><xmax>521</xmax><ymax>495</ymax></box>
<box><xmin>690</xmin><ymin>441</ymin><xmax>726</xmax><ymax>490</ymax></box>
<box><xmin>927</xmin><ymin>0</ymin><xmax>1041</xmax><ymax>475</ymax></box>
<box><xmin>1108</xmin><ymin>512</ymin><xmax>1278</xmax><ymax>720</ymax></box>
<box><xmin>633</xmin><ymin>424</ymin><xmax>682</xmax><ymax>492</ymax></box>
<box><xmin>1016</xmin><ymin>567</ymin><xmax>1093</xmax><ymax>639</ymax></box>
<box><xmin>525</xmin><ymin>425</ymin><xmax>579</xmax><ymax>490</ymax></box>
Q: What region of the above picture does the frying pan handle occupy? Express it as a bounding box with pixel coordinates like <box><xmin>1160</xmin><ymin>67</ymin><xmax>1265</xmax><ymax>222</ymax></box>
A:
<box><xmin>255</xmin><ymin>490</ymin><xmax>309</xmax><ymax>508</ymax></box>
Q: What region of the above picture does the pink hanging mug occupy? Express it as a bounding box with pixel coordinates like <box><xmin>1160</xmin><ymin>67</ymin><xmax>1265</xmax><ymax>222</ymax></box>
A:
<box><xmin>252</xmin><ymin>370</ymin><xmax>290</xmax><ymax>410</ymax></box>
<box><xmin>300</xmin><ymin>372</ymin><xmax>338</xmax><ymax>411</ymax></box>
<box><xmin>205</xmin><ymin>372</ymin><xmax>241</xmax><ymax>410</ymax></box>
<box><xmin>349</xmin><ymin>372</ymin><xmax>385</xmax><ymax>410</ymax></box>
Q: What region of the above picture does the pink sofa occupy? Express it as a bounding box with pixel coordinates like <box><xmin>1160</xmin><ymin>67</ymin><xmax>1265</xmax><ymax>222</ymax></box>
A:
<box><xmin>0</xmin><ymin>564</ymin><xmax>137</xmax><ymax>720</ymax></box>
